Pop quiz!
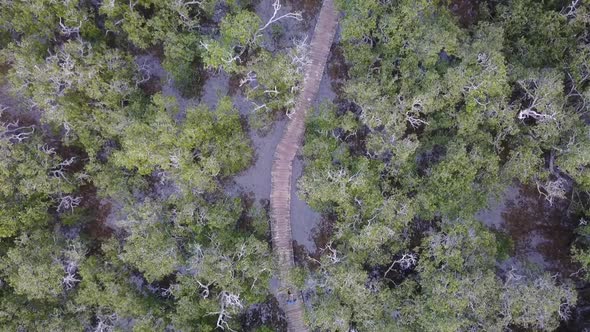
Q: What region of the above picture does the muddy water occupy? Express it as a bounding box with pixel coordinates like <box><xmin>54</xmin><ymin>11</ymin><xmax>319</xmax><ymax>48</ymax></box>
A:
<box><xmin>291</xmin><ymin>156</ymin><xmax>321</xmax><ymax>251</ymax></box>
<box><xmin>135</xmin><ymin>55</ymin><xmax>231</xmax><ymax>116</ymax></box>
<box><xmin>134</xmin><ymin>0</ymin><xmax>333</xmax><ymax>254</ymax></box>
<box><xmin>228</xmin><ymin>117</ymin><xmax>287</xmax><ymax>201</ymax></box>
<box><xmin>475</xmin><ymin>183</ymin><xmax>590</xmax><ymax>329</ymax></box>
<box><xmin>476</xmin><ymin>183</ymin><xmax>576</xmax><ymax>274</ymax></box>
<box><xmin>448</xmin><ymin>0</ymin><xmax>479</xmax><ymax>28</ymax></box>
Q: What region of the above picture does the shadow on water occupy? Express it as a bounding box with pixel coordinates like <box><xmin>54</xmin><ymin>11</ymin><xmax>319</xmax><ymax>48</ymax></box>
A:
<box><xmin>477</xmin><ymin>182</ymin><xmax>576</xmax><ymax>274</ymax></box>
<box><xmin>448</xmin><ymin>0</ymin><xmax>479</xmax><ymax>28</ymax></box>
<box><xmin>477</xmin><ymin>182</ymin><xmax>590</xmax><ymax>329</ymax></box>
<box><xmin>255</xmin><ymin>0</ymin><xmax>318</xmax><ymax>53</ymax></box>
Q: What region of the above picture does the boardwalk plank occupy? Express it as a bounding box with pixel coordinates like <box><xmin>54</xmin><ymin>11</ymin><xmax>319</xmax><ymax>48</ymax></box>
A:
<box><xmin>269</xmin><ymin>0</ymin><xmax>338</xmax><ymax>331</ymax></box>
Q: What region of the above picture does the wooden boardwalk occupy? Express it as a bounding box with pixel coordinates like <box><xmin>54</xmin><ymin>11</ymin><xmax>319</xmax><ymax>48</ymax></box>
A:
<box><xmin>270</xmin><ymin>0</ymin><xmax>338</xmax><ymax>331</ymax></box>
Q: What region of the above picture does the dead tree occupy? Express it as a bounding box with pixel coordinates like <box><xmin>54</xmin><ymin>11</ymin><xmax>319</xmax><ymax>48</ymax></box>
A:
<box><xmin>173</xmin><ymin>0</ymin><xmax>203</xmax><ymax>29</ymax></box>
<box><xmin>134</xmin><ymin>59</ymin><xmax>153</xmax><ymax>87</ymax></box>
<box><xmin>290</xmin><ymin>36</ymin><xmax>311</xmax><ymax>74</ymax></box>
<box><xmin>208</xmin><ymin>291</ymin><xmax>243</xmax><ymax>331</ymax></box>
<box><xmin>536</xmin><ymin>178</ymin><xmax>567</xmax><ymax>206</ymax></box>
<box><xmin>1</xmin><ymin>119</ymin><xmax>35</xmax><ymax>143</ymax></box>
<box><xmin>406</xmin><ymin>98</ymin><xmax>429</xmax><ymax>128</ymax></box>
<box><xmin>57</xmin><ymin>195</ymin><xmax>82</xmax><ymax>213</ymax></box>
<box><xmin>561</xmin><ymin>0</ymin><xmax>581</xmax><ymax>19</ymax></box>
<box><xmin>61</xmin><ymin>242</ymin><xmax>85</xmax><ymax>290</ymax></box>
<box><xmin>206</xmin><ymin>0</ymin><xmax>303</xmax><ymax>67</ymax></box>
<box><xmin>517</xmin><ymin>78</ymin><xmax>559</xmax><ymax>122</ymax></box>
<box><xmin>320</xmin><ymin>242</ymin><xmax>344</xmax><ymax>265</ymax></box>
<box><xmin>58</xmin><ymin>17</ymin><xmax>84</xmax><ymax>36</ymax></box>
<box><xmin>93</xmin><ymin>313</ymin><xmax>117</xmax><ymax>332</ymax></box>
<box><xmin>256</xmin><ymin>0</ymin><xmax>303</xmax><ymax>38</ymax></box>
<box><xmin>384</xmin><ymin>252</ymin><xmax>417</xmax><ymax>277</ymax></box>
<box><xmin>239</xmin><ymin>71</ymin><xmax>258</xmax><ymax>88</ymax></box>
<box><xmin>40</xmin><ymin>144</ymin><xmax>57</xmax><ymax>155</ymax></box>
<box><xmin>50</xmin><ymin>157</ymin><xmax>77</xmax><ymax>182</ymax></box>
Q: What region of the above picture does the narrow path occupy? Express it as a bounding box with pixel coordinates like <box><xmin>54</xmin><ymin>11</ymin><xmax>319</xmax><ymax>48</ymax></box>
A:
<box><xmin>270</xmin><ymin>0</ymin><xmax>338</xmax><ymax>331</ymax></box>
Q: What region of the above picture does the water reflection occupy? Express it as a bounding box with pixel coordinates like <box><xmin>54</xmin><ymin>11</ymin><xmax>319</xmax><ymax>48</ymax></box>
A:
<box><xmin>477</xmin><ymin>183</ymin><xmax>576</xmax><ymax>274</ymax></box>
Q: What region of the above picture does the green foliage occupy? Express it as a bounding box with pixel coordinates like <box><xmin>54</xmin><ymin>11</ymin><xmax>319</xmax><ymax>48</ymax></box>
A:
<box><xmin>0</xmin><ymin>231</ymin><xmax>67</xmax><ymax>301</ymax></box>
<box><xmin>0</xmin><ymin>0</ymin><xmax>273</xmax><ymax>330</ymax></box>
<box><xmin>502</xmin><ymin>273</ymin><xmax>577</xmax><ymax>331</ymax></box>
<box><xmin>244</xmin><ymin>49</ymin><xmax>302</xmax><ymax>131</ymax></box>
<box><xmin>498</xmin><ymin>0</ymin><xmax>580</xmax><ymax>68</ymax></box>
<box><xmin>201</xmin><ymin>10</ymin><xmax>261</xmax><ymax>72</ymax></box>
<box><xmin>1</xmin><ymin>0</ymin><xmax>590</xmax><ymax>330</ymax></box>
<box><xmin>99</xmin><ymin>0</ymin><xmax>204</xmax><ymax>49</ymax></box>
<box><xmin>113</xmin><ymin>94</ymin><xmax>252</xmax><ymax>192</ymax></box>
<box><xmin>119</xmin><ymin>201</ymin><xmax>182</xmax><ymax>282</ymax></box>
<box><xmin>76</xmin><ymin>252</ymin><xmax>156</xmax><ymax>319</ymax></box>
<box><xmin>0</xmin><ymin>131</ymin><xmax>82</xmax><ymax>237</ymax></box>
<box><xmin>220</xmin><ymin>11</ymin><xmax>261</xmax><ymax>46</ymax></box>
<box><xmin>410</xmin><ymin>220</ymin><xmax>502</xmax><ymax>330</ymax></box>
<box><xmin>572</xmin><ymin>213</ymin><xmax>590</xmax><ymax>281</ymax></box>
<box><xmin>0</xmin><ymin>290</ymin><xmax>86</xmax><ymax>331</ymax></box>
<box><xmin>0</xmin><ymin>0</ymin><xmax>83</xmax><ymax>38</ymax></box>
<box><xmin>162</xmin><ymin>32</ymin><xmax>202</xmax><ymax>96</ymax></box>
<box><xmin>301</xmin><ymin>0</ymin><xmax>589</xmax><ymax>330</ymax></box>
<box><xmin>418</xmin><ymin>142</ymin><xmax>500</xmax><ymax>219</ymax></box>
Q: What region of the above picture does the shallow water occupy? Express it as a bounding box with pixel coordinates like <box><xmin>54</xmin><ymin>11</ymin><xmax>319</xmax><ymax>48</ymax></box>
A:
<box><xmin>291</xmin><ymin>155</ymin><xmax>321</xmax><ymax>251</ymax></box>
<box><xmin>255</xmin><ymin>0</ymin><xmax>318</xmax><ymax>53</ymax></box>
<box><xmin>131</xmin><ymin>0</ymin><xmax>337</xmax><ymax>257</ymax></box>
<box><xmin>477</xmin><ymin>183</ymin><xmax>576</xmax><ymax>274</ymax></box>
<box><xmin>228</xmin><ymin>117</ymin><xmax>287</xmax><ymax>202</ymax></box>
<box><xmin>135</xmin><ymin>55</ymin><xmax>233</xmax><ymax>116</ymax></box>
<box><xmin>448</xmin><ymin>0</ymin><xmax>479</xmax><ymax>28</ymax></box>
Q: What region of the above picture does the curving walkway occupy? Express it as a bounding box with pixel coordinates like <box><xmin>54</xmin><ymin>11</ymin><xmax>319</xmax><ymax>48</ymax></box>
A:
<box><xmin>270</xmin><ymin>0</ymin><xmax>338</xmax><ymax>331</ymax></box>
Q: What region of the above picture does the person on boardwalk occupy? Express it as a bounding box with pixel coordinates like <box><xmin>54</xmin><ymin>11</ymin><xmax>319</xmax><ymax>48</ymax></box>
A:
<box><xmin>287</xmin><ymin>289</ymin><xmax>297</xmax><ymax>304</ymax></box>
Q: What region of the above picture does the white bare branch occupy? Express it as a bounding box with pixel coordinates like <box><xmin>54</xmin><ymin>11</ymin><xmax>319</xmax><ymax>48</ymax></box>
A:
<box><xmin>40</xmin><ymin>144</ymin><xmax>57</xmax><ymax>155</ymax></box>
<box><xmin>517</xmin><ymin>77</ymin><xmax>560</xmax><ymax>123</ymax></box>
<box><xmin>60</xmin><ymin>157</ymin><xmax>77</xmax><ymax>167</ymax></box>
<box><xmin>264</xmin><ymin>86</ymin><xmax>279</xmax><ymax>95</ymax></box>
<box><xmin>58</xmin><ymin>17</ymin><xmax>84</xmax><ymax>36</ymax></box>
<box><xmin>257</xmin><ymin>0</ymin><xmax>303</xmax><ymax>33</ymax></box>
<box><xmin>505</xmin><ymin>266</ymin><xmax>524</xmax><ymax>284</ymax></box>
<box><xmin>174</xmin><ymin>0</ymin><xmax>203</xmax><ymax>29</ymax></box>
<box><xmin>208</xmin><ymin>291</ymin><xmax>243</xmax><ymax>331</ymax></box>
<box><xmin>477</xmin><ymin>52</ymin><xmax>498</xmax><ymax>72</ymax></box>
<box><xmin>57</xmin><ymin>195</ymin><xmax>82</xmax><ymax>213</ymax></box>
<box><xmin>196</xmin><ymin>280</ymin><xmax>212</xmax><ymax>299</ymax></box>
<box><xmin>134</xmin><ymin>59</ymin><xmax>152</xmax><ymax>87</ymax></box>
<box><xmin>239</xmin><ymin>71</ymin><xmax>258</xmax><ymax>87</ymax></box>
<box><xmin>320</xmin><ymin>242</ymin><xmax>343</xmax><ymax>265</ymax></box>
<box><xmin>1</xmin><ymin>119</ymin><xmax>35</xmax><ymax>143</ymax></box>
<box><xmin>518</xmin><ymin>108</ymin><xmax>556</xmax><ymax>122</ymax></box>
<box><xmin>290</xmin><ymin>36</ymin><xmax>311</xmax><ymax>74</ymax></box>
<box><xmin>61</xmin><ymin>242</ymin><xmax>85</xmax><ymax>290</ymax></box>
<box><xmin>94</xmin><ymin>313</ymin><xmax>118</xmax><ymax>332</ymax></box>
<box><xmin>251</xmin><ymin>101</ymin><xmax>268</xmax><ymax>113</ymax></box>
<box><xmin>536</xmin><ymin>178</ymin><xmax>567</xmax><ymax>206</ymax></box>
<box><xmin>561</xmin><ymin>0</ymin><xmax>580</xmax><ymax>18</ymax></box>
<box><xmin>384</xmin><ymin>252</ymin><xmax>417</xmax><ymax>277</ymax></box>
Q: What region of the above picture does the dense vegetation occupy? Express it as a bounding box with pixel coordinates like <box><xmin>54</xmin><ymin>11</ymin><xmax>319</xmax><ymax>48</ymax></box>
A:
<box><xmin>0</xmin><ymin>0</ymin><xmax>589</xmax><ymax>331</ymax></box>
<box><xmin>298</xmin><ymin>0</ymin><xmax>590</xmax><ymax>330</ymax></box>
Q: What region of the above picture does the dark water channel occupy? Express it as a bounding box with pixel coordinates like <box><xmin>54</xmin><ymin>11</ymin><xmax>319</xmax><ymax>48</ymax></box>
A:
<box><xmin>477</xmin><ymin>183</ymin><xmax>577</xmax><ymax>274</ymax></box>
<box><xmin>477</xmin><ymin>183</ymin><xmax>590</xmax><ymax>330</ymax></box>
